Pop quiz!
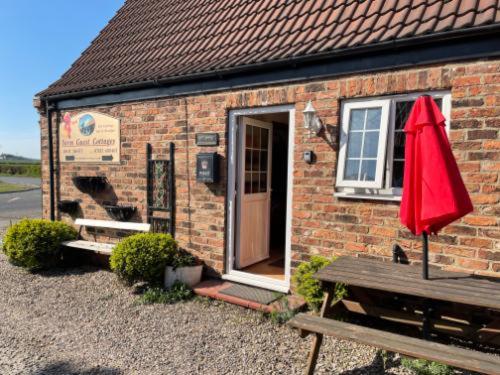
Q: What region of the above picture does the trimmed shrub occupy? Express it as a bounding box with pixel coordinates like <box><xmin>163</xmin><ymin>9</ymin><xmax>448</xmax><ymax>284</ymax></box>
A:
<box><xmin>292</xmin><ymin>255</ymin><xmax>346</xmax><ymax>311</ymax></box>
<box><xmin>2</xmin><ymin>219</ymin><xmax>77</xmax><ymax>270</ymax></box>
<box><xmin>110</xmin><ymin>233</ymin><xmax>185</xmax><ymax>285</ymax></box>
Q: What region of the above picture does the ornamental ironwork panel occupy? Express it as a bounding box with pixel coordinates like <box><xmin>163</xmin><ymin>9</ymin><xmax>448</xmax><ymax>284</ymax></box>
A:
<box><xmin>146</xmin><ymin>143</ymin><xmax>175</xmax><ymax>235</ymax></box>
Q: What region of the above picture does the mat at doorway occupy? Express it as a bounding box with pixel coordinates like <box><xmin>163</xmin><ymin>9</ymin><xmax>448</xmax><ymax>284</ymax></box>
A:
<box><xmin>219</xmin><ymin>283</ymin><xmax>282</xmax><ymax>305</ymax></box>
<box><xmin>193</xmin><ymin>279</ymin><xmax>306</xmax><ymax>313</ymax></box>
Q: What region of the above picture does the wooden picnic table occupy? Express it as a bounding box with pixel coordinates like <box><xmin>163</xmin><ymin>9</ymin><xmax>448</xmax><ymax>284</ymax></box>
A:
<box><xmin>316</xmin><ymin>256</ymin><xmax>500</xmax><ymax>311</ymax></box>
<box><xmin>289</xmin><ymin>256</ymin><xmax>500</xmax><ymax>375</ymax></box>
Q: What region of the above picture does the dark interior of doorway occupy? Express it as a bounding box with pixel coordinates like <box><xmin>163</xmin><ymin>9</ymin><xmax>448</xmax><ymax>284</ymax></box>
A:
<box><xmin>239</xmin><ymin>112</ymin><xmax>288</xmax><ymax>281</ymax></box>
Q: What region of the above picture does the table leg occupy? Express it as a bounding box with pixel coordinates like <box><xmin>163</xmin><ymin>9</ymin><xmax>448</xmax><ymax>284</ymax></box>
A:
<box><xmin>305</xmin><ymin>287</ymin><xmax>335</xmax><ymax>375</ymax></box>
<box><xmin>422</xmin><ymin>300</ymin><xmax>434</xmax><ymax>340</ymax></box>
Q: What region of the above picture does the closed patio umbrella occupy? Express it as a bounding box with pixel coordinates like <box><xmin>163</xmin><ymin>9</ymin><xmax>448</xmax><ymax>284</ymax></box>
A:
<box><xmin>400</xmin><ymin>95</ymin><xmax>473</xmax><ymax>279</ymax></box>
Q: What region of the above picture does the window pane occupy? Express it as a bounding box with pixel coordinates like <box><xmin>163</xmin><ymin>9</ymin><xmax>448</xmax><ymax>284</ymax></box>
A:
<box><xmin>261</xmin><ymin>128</ymin><xmax>269</xmax><ymax>150</ymax></box>
<box><xmin>344</xmin><ymin>159</ymin><xmax>360</xmax><ymax>180</ymax></box>
<box><xmin>347</xmin><ymin>132</ymin><xmax>362</xmax><ymax>158</ymax></box>
<box><xmin>395</xmin><ymin>100</ymin><xmax>414</xmax><ymax>130</ymax></box>
<box><xmin>252</xmin><ymin>126</ymin><xmax>261</xmax><ymax>149</ymax></box>
<box><xmin>360</xmin><ymin>160</ymin><xmax>376</xmax><ymax>181</ymax></box>
<box><xmin>245</xmin><ymin>149</ymin><xmax>252</xmax><ymax>171</ymax></box>
<box><xmin>245</xmin><ymin>172</ymin><xmax>252</xmax><ymax>193</ymax></box>
<box><xmin>259</xmin><ymin>173</ymin><xmax>267</xmax><ymax>192</ymax></box>
<box><xmin>393</xmin><ymin>131</ymin><xmax>405</xmax><ymax>159</ymax></box>
<box><xmin>246</xmin><ymin>125</ymin><xmax>253</xmax><ymax>147</ymax></box>
<box><xmin>392</xmin><ymin>161</ymin><xmax>404</xmax><ymax>188</ymax></box>
<box><xmin>363</xmin><ymin>131</ymin><xmax>380</xmax><ymax>158</ymax></box>
<box><xmin>252</xmin><ymin>150</ymin><xmax>259</xmax><ymax>171</ymax></box>
<box><xmin>366</xmin><ymin>108</ymin><xmax>381</xmax><ymax>130</ymax></box>
<box><xmin>260</xmin><ymin>151</ymin><xmax>268</xmax><ymax>172</ymax></box>
<box><xmin>350</xmin><ymin>109</ymin><xmax>365</xmax><ymax>130</ymax></box>
<box><xmin>252</xmin><ymin>172</ymin><xmax>259</xmax><ymax>193</ymax></box>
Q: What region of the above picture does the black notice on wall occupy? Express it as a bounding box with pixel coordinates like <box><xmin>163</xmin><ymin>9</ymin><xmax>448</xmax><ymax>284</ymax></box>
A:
<box><xmin>196</xmin><ymin>153</ymin><xmax>219</xmax><ymax>183</ymax></box>
<box><xmin>196</xmin><ymin>133</ymin><xmax>219</xmax><ymax>146</ymax></box>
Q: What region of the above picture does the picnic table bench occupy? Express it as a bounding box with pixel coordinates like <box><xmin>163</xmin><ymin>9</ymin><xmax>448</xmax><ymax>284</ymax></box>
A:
<box><xmin>62</xmin><ymin>218</ymin><xmax>151</xmax><ymax>255</ymax></box>
<box><xmin>289</xmin><ymin>256</ymin><xmax>500</xmax><ymax>375</ymax></box>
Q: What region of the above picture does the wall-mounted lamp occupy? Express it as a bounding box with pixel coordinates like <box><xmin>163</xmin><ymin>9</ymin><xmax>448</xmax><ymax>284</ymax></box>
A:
<box><xmin>303</xmin><ymin>100</ymin><xmax>323</xmax><ymax>136</ymax></box>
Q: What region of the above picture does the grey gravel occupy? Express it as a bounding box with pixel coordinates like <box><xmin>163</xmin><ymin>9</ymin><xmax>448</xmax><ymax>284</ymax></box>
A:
<box><xmin>0</xmin><ymin>253</ymin><xmax>417</xmax><ymax>375</ymax></box>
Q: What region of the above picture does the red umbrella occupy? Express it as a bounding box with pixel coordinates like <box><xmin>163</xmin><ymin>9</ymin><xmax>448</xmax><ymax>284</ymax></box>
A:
<box><xmin>400</xmin><ymin>95</ymin><xmax>473</xmax><ymax>279</ymax></box>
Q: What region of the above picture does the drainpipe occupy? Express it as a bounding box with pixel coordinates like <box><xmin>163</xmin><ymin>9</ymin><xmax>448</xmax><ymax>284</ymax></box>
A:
<box><xmin>45</xmin><ymin>100</ymin><xmax>56</xmax><ymax>221</ymax></box>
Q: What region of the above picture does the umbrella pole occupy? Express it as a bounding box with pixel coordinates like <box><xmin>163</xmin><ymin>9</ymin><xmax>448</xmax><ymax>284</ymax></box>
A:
<box><xmin>422</xmin><ymin>231</ymin><xmax>429</xmax><ymax>280</ymax></box>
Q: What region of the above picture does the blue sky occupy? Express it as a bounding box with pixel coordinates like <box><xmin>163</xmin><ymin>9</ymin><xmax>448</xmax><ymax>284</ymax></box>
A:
<box><xmin>0</xmin><ymin>0</ymin><xmax>123</xmax><ymax>159</ymax></box>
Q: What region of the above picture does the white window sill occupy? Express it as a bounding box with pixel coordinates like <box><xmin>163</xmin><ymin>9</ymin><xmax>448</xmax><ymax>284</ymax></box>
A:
<box><xmin>334</xmin><ymin>191</ymin><xmax>402</xmax><ymax>202</ymax></box>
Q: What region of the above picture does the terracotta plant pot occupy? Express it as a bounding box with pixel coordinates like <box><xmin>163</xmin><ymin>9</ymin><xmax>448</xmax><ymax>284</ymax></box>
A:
<box><xmin>164</xmin><ymin>265</ymin><xmax>203</xmax><ymax>289</ymax></box>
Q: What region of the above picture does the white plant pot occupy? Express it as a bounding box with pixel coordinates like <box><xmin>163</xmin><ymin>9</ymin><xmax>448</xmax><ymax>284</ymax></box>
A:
<box><xmin>164</xmin><ymin>265</ymin><xmax>203</xmax><ymax>289</ymax></box>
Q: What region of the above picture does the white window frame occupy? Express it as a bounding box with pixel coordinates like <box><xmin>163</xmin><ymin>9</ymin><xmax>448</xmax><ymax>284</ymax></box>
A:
<box><xmin>336</xmin><ymin>100</ymin><xmax>390</xmax><ymax>188</ymax></box>
<box><xmin>335</xmin><ymin>91</ymin><xmax>451</xmax><ymax>201</ymax></box>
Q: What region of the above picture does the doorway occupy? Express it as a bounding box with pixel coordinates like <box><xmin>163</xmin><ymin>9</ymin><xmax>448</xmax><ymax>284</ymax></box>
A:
<box><xmin>225</xmin><ymin>105</ymin><xmax>294</xmax><ymax>293</ymax></box>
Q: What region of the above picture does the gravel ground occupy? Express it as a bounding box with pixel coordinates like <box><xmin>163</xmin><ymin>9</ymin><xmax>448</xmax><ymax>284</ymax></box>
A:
<box><xmin>0</xmin><ymin>253</ymin><xmax>418</xmax><ymax>375</ymax></box>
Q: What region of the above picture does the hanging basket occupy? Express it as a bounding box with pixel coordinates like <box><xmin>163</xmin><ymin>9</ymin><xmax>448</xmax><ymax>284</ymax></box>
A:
<box><xmin>57</xmin><ymin>200</ymin><xmax>80</xmax><ymax>214</ymax></box>
<box><xmin>103</xmin><ymin>205</ymin><xmax>137</xmax><ymax>222</ymax></box>
<box><xmin>72</xmin><ymin>176</ymin><xmax>108</xmax><ymax>195</ymax></box>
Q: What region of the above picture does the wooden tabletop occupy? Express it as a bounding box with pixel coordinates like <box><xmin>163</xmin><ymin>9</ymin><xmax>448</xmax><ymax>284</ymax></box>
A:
<box><xmin>315</xmin><ymin>256</ymin><xmax>500</xmax><ymax>311</ymax></box>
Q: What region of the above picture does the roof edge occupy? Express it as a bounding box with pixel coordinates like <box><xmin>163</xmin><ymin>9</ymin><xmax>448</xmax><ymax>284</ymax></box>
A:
<box><xmin>39</xmin><ymin>23</ymin><xmax>500</xmax><ymax>102</ymax></box>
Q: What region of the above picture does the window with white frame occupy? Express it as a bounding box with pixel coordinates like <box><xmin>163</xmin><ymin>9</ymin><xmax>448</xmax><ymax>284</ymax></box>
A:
<box><xmin>335</xmin><ymin>92</ymin><xmax>451</xmax><ymax>201</ymax></box>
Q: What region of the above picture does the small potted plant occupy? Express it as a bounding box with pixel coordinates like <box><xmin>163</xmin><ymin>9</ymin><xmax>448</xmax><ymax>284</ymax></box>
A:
<box><xmin>164</xmin><ymin>249</ymin><xmax>203</xmax><ymax>289</ymax></box>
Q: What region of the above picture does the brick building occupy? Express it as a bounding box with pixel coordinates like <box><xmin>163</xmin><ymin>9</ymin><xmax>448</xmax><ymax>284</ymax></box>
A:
<box><xmin>35</xmin><ymin>0</ymin><xmax>500</xmax><ymax>292</ymax></box>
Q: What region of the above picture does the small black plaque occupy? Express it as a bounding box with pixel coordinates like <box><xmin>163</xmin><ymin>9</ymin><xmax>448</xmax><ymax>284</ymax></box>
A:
<box><xmin>196</xmin><ymin>133</ymin><xmax>219</xmax><ymax>146</ymax></box>
<box><xmin>196</xmin><ymin>153</ymin><xmax>219</xmax><ymax>183</ymax></box>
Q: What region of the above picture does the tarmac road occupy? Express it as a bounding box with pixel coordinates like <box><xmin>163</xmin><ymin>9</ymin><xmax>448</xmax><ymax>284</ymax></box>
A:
<box><xmin>0</xmin><ymin>177</ymin><xmax>42</xmax><ymax>231</ymax></box>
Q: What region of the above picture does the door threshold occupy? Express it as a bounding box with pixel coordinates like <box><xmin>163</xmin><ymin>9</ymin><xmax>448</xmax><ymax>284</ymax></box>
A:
<box><xmin>222</xmin><ymin>272</ymin><xmax>289</xmax><ymax>293</ymax></box>
<box><xmin>193</xmin><ymin>279</ymin><xmax>305</xmax><ymax>313</ymax></box>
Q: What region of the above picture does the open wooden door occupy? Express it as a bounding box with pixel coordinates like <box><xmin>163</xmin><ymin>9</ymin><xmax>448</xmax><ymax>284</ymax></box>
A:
<box><xmin>236</xmin><ymin>117</ymin><xmax>273</xmax><ymax>269</ymax></box>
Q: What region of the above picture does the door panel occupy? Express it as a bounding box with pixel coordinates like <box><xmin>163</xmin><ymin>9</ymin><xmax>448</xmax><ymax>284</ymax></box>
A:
<box><xmin>236</xmin><ymin>117</ymin><xmax>273</xmax><ymax>269</ymax></box>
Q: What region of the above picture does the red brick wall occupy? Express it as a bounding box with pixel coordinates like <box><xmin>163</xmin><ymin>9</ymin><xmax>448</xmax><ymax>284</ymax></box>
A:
<box><xmin>38</xmin><ymin>58</ymin><xmax>500</xmax><ymax>277</ymax></box>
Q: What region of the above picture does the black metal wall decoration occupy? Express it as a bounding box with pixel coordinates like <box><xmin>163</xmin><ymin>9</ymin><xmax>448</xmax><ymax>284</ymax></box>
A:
<box><xmin>57</xmin><ymin>200</ymin><xmax>80</xmax><ymax>214</ymax></box>
<box><xmin>103</xmin><ymin>204</ymin><xmax>137</xmax><ymax>222</ymax></box>
<box><xmin>72</xmin><ymin>176</ymin><xmax>108</xmax><ymax>194</ymax></box>
<box><xmin>146</xmin><ymin>143</ymin><xmax>175</xmax><ymax>235</ymax></box>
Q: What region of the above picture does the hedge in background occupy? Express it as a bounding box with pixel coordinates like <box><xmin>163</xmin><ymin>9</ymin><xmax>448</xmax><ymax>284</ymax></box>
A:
<box><xmin>110</xmin><ymin>233</ymin><xmax>178</xmax><ymax>285</ymax></box>
<box><xmin>2</xmin><ymin>219</ymin><xmax>77</xmax><ymax>271</ymax></box>
<box><xmin>0</xmin><ymin>163</ymin><xmax>41</xmax><ymax>177</ymax></box>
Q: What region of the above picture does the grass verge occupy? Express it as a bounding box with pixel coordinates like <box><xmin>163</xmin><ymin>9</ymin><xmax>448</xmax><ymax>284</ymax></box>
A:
<box><xmin>0</xmin><ymin>180</ymin><xmax>33</xmax><ymax>193</ymax></box>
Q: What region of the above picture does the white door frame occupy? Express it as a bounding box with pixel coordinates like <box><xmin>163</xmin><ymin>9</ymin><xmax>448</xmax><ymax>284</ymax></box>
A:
<box><xmin>224</xmin><ymin>104</ymin><xmax>295</xmax><ymax>293</ymax></box>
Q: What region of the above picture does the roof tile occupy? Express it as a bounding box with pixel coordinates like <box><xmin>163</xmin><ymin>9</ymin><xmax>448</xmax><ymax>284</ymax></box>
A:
<box><xmin>40</xmin><ymin>0</ymin><xmax>500</xmax><ymax>97</ymax></box>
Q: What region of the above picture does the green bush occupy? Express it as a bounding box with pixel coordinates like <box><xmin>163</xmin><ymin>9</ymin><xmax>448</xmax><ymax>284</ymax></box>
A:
<box><xmin>292</xmin><ymin>255</ymin><xmax>346</xmax><ymax>311</ymax></box>
<box><xmin>2</xmin><ymin>219</ymin><xmax>77</xmax><ymax>270</ymax></box>
<box><xmin>110</xmin><ymin>233</ymin><xmax>194</xmax><ymax>285</ymax></box>
<box><xmin>0</xmin><ymin>163</ymin><xmax>41</xmax><ymax>177</ymax></box>
<box><xmin>137</xmin><ymin>282</ymin><xmax>193</xmax><ymax>305</ymax></box>
<box><xmin>401</xmin><ymin>358</ymin><xmax>454</xmax><ymax>375</ymax></box>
